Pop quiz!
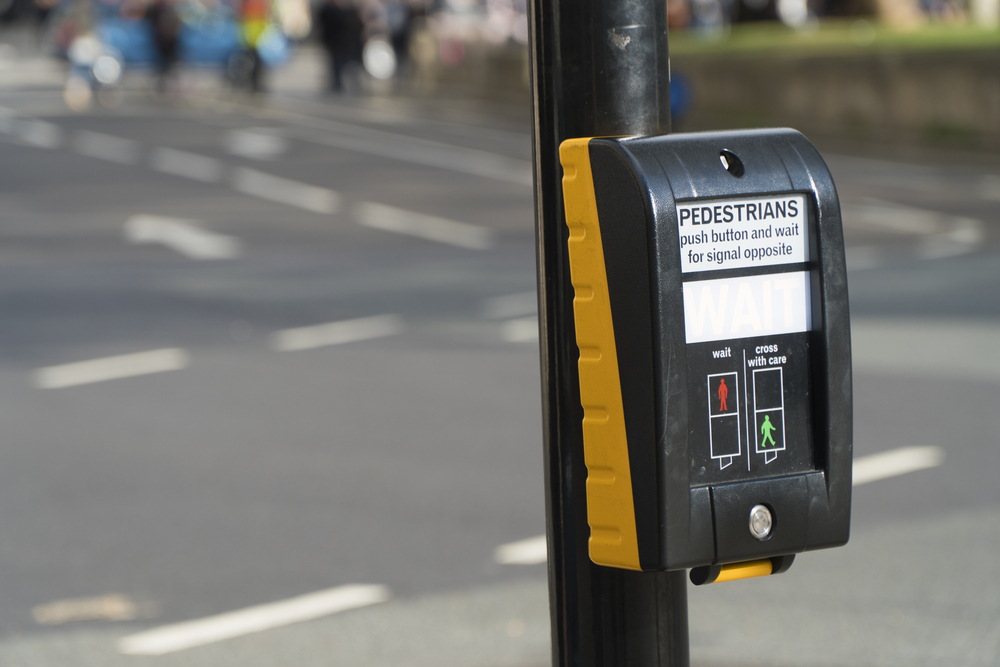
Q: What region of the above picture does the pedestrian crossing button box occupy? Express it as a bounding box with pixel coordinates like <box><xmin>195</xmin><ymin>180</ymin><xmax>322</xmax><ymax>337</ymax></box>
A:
<box><xmin>559</xmin><ymin>129</ymin><xmax>852</xmax><ymax>576</ymax></box>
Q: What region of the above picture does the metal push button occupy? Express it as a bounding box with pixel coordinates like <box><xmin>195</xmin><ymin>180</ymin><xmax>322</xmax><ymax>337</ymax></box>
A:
<box><xmin>749</xmin><ymin>504</ymin><xmax>773</xmax><ymax>540</ymax></box>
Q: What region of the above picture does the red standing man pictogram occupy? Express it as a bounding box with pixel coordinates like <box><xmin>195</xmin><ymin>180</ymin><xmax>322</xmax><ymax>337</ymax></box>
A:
<box><xmin>718</xmin><ymin>377</ymin><xmax>728</xmax><ymax>412</ymax></box>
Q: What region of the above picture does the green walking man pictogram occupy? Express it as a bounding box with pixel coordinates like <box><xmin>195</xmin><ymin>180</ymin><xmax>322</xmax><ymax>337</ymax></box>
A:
<box><xmin>761</xmin><ymin>414</ymin><xmax>777</xmax><ymax>448</ymax></box>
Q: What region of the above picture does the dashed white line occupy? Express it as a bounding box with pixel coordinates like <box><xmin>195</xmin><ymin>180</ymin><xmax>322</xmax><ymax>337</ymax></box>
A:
<box><xmin>494</xmin><ymin>535</ymin><xmax>547</xmax><ymax>565</ymax></box>
<box><xmin>501</xmin><ymin>316</ymin><xmax>538</xmax><ymax>343</ymax></box>
<box><xmin>271</xmin><ymin>314</ymin><xmax>404</xmax><ymax>352</ymax></box>
<box><xmin>483</xmin><ymin>291</ymin><xmax>537</xmax><ymax>320</ymax></box>
<box><xmin>8</xmin><ymin>118</ymin><xmax>63</xmax><ymax>149</ymax></box>
<box><xmin>150</xmin><ymin>147</ymin><xmax>224</xmax><ymax>183</ymax></box>
<box><xmin>232</xmin><ymin>167</ymin><xmax>340</xmax><ymax>214</ymax></box>
<box><xmin>354</xmin><ymin>202</ymin><xmax>494</xmax><ymax>250</ymax></box>
<box><xmin>124</xmin><ymin>215</ymin><xmax>242</xmax><ymax>260</ymax></box>
<box><xmin>33</xmin><ymin>348</ymin><xmax>189</xmax><ymax>389</ymax></box>
<box><xmin>223</xmin><ymin>128</ymin><xmax>288</xmax><ymax>160</ymax></box>
<box><xmin>495</xmin><ymin>447</ymin><xmax>945</xmax><ymax>566</ymax></box>
<box><xmin>72</xmin><ymin>130</ymin><xmax>139</xmax><ymax>164</ymax></box>
<box><xmin>852</xmin><ymin>446</ymin><xmax>945</xmax><ymax>486</ymax></box>
<box><xmin>117</xmin><ymin>584</ymin><xmax>390</xmax><ymax>656</ymax></box>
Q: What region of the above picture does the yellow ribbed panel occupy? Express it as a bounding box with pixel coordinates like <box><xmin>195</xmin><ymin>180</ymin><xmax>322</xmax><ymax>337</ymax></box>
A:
<box><xmin>559</xmin><ymin>138</ymin><xmax>641</xmax><ymax>571</ymax></box>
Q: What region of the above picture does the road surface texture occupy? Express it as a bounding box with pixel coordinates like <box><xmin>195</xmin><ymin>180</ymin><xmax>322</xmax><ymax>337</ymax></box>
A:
<box><xmin>0</xmin><ymin>35</ymin><xmax>998</xmax><ymax>667</ymax></box>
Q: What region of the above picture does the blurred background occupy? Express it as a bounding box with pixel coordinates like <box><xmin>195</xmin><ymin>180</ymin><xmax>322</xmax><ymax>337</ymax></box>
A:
<box><xmin>0</xmin><ymin>0</ymin><xmax>997</xmax><ymax>663</ymax></box>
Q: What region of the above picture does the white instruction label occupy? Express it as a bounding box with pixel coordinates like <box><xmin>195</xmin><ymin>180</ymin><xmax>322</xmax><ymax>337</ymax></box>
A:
<box><xmin>677</xmin><ymin>194</ymin><xmax>808</xmax><ymax>273</ymax></box>
<box><xmin>682</xmin><ymin>271</ymin><xmax>812</xmax><ymax>344</ymax></box>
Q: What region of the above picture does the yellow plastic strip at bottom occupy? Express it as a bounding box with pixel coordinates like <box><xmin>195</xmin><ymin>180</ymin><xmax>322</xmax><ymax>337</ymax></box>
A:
<box><xmin>714</xmin><ymin>559</ymin><xmax>773</xmax><ymax>584</ymax></box>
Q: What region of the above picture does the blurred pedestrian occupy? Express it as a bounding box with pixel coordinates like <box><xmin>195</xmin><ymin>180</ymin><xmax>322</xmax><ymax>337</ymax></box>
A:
<box><xmin>383</xmin><ymin>0</ymin><xmax>411</xmax><ymax>77</ymax></box>
<box><xmin>237</xmin><ymin>0</ymin><xmax>273</xmax><ymax>92</ymax></box>
<box><xmin>145</xmin><ymin>0</ymin><xmax>181</xmax><ymax>92</ymax></box>
<box><xmin>317</xmin><ymin>0</ymin><xmax>363</xmax><ymax>92</ymax></box>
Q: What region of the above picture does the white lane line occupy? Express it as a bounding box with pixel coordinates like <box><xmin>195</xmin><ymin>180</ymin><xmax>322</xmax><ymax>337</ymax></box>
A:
<box><xmin>354</xmin><ymin>202</ymin><xmax>494</xmax><ymax>250</ymax></box>
<box><xmin>483</xmin><ymin>291</ymin><xmax>536</xmax><ymax>320</ymax></box>
<box><xmin>72</xmin><ymin>130</ymin><xmax>139</xmax><ymax>164</ymax></box>
<box><xmin>150</xmin><ymin>147</ymin><xmax>224</xmax><ymax>183</ymax></box>
<box><xmin>232</xmin><ymin>167</ymin><xmax>340</xmax><ymax>214</ymax></box>
<box><xmin>494</xmin><ymin>535</ymin><xmax>547</xmax><ymax>565</ymax></box>
<box><xmin>272</xmin><ymin>314</ymin><xmax>404</xmax><ymax>352</ymax></box>
<box><xmin>124</xmin><ymin>215</ymin><xmax>242</xmax><ymax>260</ymax></box>
<box><xmin>495</xmin><ymin>447</ymin><xmax>945</xmax><ymax>567</ymax></box>
<box><xmin>501</xmin><ymin>316</ymin><xmax>538</xmax><ymax>343</ymax></box>
<box><xmin>33</xmin><ymin>349</ymin><xmax>189</xmax><ymax>389</ymax></box>
<box><xmin>279</xmin><ymin>116</ymin><xmax>533</xmax><ymax>187</ymax></box>
<box><xmin>1</xmin><ymin>117</ymin><xmax>63</xmax><ymax>148</ymax></box>
<box><xmin>853</xmin><ymin>446</ymin><xmax>945</xmax><ymax>486</ymax></box>
<box><xmin>223</xmin><ymin>128</ymin><xmax>288</xmax><ymax>160</ymax></box>
<box><xmin>117</xmin><ymin>584</ymin><xmax>390</xmax><ymax>656</ymax></box>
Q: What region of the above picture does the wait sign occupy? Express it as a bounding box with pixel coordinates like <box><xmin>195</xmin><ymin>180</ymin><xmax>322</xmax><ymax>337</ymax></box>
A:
<box><xmin>677</xmin><ymin>194</ymin><xmax>808</xmax><ymax>273</ymax></box>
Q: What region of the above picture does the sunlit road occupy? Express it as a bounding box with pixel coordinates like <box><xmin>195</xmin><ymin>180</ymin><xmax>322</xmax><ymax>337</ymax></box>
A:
<box><xmin>0</xmin><ymin>45</ymin><xmax>998</xmax><ymax>667</ymax></box>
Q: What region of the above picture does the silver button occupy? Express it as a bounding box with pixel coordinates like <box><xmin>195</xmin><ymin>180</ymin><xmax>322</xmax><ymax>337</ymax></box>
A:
<box><xmin>749</xmin><ymin>504</ymin><xmax>773</xmax><ymax>540</ymax></box>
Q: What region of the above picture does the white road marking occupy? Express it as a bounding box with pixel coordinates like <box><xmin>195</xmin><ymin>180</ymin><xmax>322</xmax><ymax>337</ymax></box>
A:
<box><xmin>278</xmin><ymin>115</ymin><xmax>533</xmax><ymax>186</ymax></box>
<box><xmin>124</xmin><ymin>215</ymin><xmax>242</xmax><ymax>260</ymax></box>
<box><xmin>223</xmin><ymin>128</ymin><xmax>288</xmax><ymax>160</ymax></box>
<box><xmin>501</xmin><ymin>316</ymin><xmax>538</xmax><ymax>343</ymax></box>
<box><xmin>33</xmin><ymin>594</ymin><xmax>140</xmax><ymax>625</ymax></box>
<box><xmin>497</xmin><ymin>448</ymin><xmax>944</xmax><ymax>566</ymax></box>
<box><xmin>72</xmin><ymin>130</ymin><xmax>138</xmax><ymax>164</ymax></box>
<box><xmin>852</xmin><ymin>318</ymin><xmax>1000</xmax><ymax>384</ymax></box>
<box><xmin>33</xmin><ymin>348</ymin><xmax>189</xmax><ymax>389</ymax></box>
<box><xmin>483</xmin><ymin>291</ymin><xmax>536</xmax><ymax>319</ymax></box>
<box><xmin>117</xmin><ymin>584</ymin><xmax>390</xmax><ymax>656</ymax></box>
<box><xmin>853</xmin><ymin>446</ymin><xmax>945</xmax><ymax>486</ymax></box>
<box><xmin>494</xmin><ymin>535</ymin><xmax>547</xmax><ymax>565</ymax></box>
<box><xmin>355</xmin><ymin>202</ymin><xmax>494</xmax><ymax>250</ymax></box>
<box><xmin>272</xmin><ymin>314</ymin><xmax>404</xmax><ymax>352</ymax></box>
<box><xmin>150</xmin><ymin>147</ymin><xmax>224</xmax><ymax>183</ymax></box>
<box><xmin>12</xmin><ymin>118</ymin><xmax>62</xmax><ymax>149</ymax></box>
<box><xmin>232</xmin><ymin>167</ymin><xmax>340</xmax><ymax>214</ymax></box>
<box><xmin>842</xmin><ymin>199</ymin><xmax>983</xmax><ymax>259</ymax></box>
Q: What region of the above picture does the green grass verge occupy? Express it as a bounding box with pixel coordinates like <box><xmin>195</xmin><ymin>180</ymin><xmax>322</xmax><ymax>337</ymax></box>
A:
<box><xmin>670</xmin><ymin>20</ymin><xmax>1000</xmax><ymax>57</ymax></box>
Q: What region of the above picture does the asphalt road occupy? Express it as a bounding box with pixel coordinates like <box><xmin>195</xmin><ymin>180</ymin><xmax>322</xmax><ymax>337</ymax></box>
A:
<box><xmin>0</xmin><ymin>41</ymin><xmax>998</xmax><ymax>667</ymax></box>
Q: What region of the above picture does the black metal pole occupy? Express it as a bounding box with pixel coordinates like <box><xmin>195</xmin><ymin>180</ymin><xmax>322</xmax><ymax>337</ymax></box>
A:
<box><xmin>528</xmin><ymin>0</ymin><xmax>687</xmax><ymax>664</ymax></box>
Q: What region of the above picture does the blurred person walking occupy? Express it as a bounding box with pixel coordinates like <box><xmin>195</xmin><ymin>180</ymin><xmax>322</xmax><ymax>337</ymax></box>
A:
<box><xmin>235</xmin><ymin>0</ymin><xmax>273</xmax><ymax>92</ymax></box>
<box><xmin>145</xmin><ymin>0</ymin><xmax>181</xmax><ymax>92</ymax></box>
<box><xmin>317</xmin><ymin>0</ymin><xmax>363</xmax><ymax>92</ymax></box>
<box><xmin>383</xmin><ymin>0</ymin><xmax>411</xmax><ymax>77</ymax></box>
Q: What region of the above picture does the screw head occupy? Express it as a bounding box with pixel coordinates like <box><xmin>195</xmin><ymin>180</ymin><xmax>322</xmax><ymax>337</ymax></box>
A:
<box><xmin>749</xmin><ymin>504</ymin><xmax>773</xmax><ymax>540</ymax></box>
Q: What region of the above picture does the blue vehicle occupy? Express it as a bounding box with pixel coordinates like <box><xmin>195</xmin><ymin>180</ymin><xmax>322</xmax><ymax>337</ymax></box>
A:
<box><xmin>49</xmin><ymin>0</ymin><xmax>292</xmax><ymax>92</ymax></box>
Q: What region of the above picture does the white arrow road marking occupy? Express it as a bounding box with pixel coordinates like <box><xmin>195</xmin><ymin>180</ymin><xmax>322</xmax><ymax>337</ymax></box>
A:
<box><xmin>231</xmin><ymin>167</ymin><xmax>340</xmax><ymax>214</ymax></box>
<box><xmin>33</xmin><ymin>349</ymin><xmax>189</xmax><ymax>389</ymax></box>
<box><xmin>117</xmin><ymin>584</ymin><xmax>390</xmax><ymax>656</ymax></box>
<box><xmin>124</xmin><ymin>215</ymin><xmax>242</xmax><ymax>260</ymax></box>
<box><xmin>841</xmin><ymin>199</ymin><xmax>984</xmax><ymax>259</ymax></box>
<box><xmin>494</xmin><ymin>535</ymin><xmax>547</xmax><ymax>565</ymax></box>
<box><xmin>150</xmin><ymin>147</ymin><xmax>224</xmax><ymax>183</ymax></box>
<box><xmin>495</xmin><ymin>446</ymin><xmax>944</xmax><ymax>566</ymax></box>
<box><xmin>271</xmin><ymin>314</ymin><xmax>404</xmax><ymax>352</ymax></box>
<box><xmin>72</xmin><ymin>130</ymin><xmax>138</xmax><ymax>164</ymax></box>
<box><xmin>852</xmin><ymin>446</ymin><xmax>945</xmax><ymax>486</ymax></box>
<box><xmin>354</xmin><ymin>202</ymin><xmax>494</xmax><ymax>250</ymax></box>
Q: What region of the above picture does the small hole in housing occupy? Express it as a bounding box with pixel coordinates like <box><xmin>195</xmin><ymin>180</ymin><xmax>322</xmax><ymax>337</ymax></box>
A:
<box><xmin>719</xmin><ymin>149</ymin><xmax>745</xmax><ymax>178</ymax></box>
